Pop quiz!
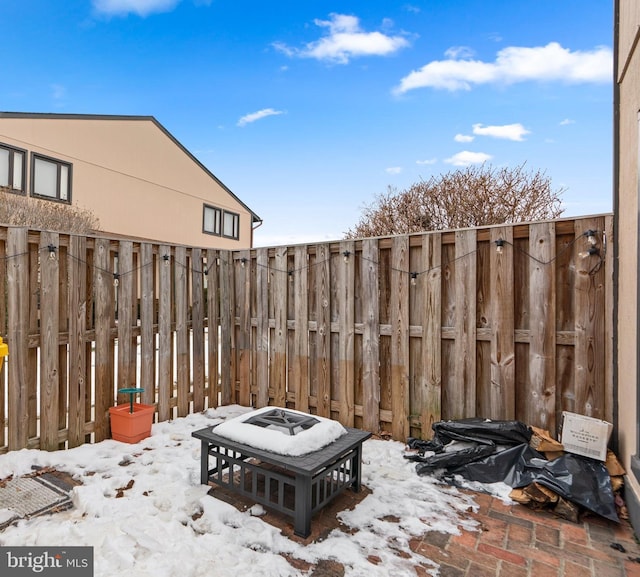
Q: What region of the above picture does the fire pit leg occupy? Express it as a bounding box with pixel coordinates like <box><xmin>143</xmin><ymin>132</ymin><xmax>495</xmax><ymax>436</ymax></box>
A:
<box><xmin>199</xmin><ymin>440</ymin><xmax>210</xmax><ymax>485</ymax></box>
<box><xmin>294</xmin><ymin>475</ymin><xmax>312</xmax><ymax>538</ymax></box>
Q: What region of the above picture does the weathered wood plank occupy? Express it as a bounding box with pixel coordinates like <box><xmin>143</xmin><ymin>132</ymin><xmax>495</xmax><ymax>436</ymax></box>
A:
<box><xmin>421</xmin><ymin>233</ymin><xmax>442</xmax><ymax>439</ymax></box>
<box><xmin>361</xmin><ymin>239</ymin><xmax>380</xmax><ymax>433</ymax></box>
<box><xmin>28</xmin><ymin>243</ymin><xmax>39</xmax><ymax>438</ymax></box>
<box><xmin>603</xmin><ymin>215</ymin><xmax>614</xmax><ymax>425</ymax></box>
<box><xmin>39</xmin><ymin>232</ymin><xmax>60</xmax><ymax>450</ymax></box>
<box><xmin>573</xmin><ymin>217</ymin><xmax>606</xmax><ymax>419</ymax></box>
<box><xmin>294</xmin><ymin>245</ymin><xmax>309</xmax><ymax>412</ymax></box>
<box><xmin>219</xmin><ymin>250</ymin><xmax>234</xmax><ymax>405</ymax></box>
<box><xmin>139</xmin><ymin>243</ymin><xmax>155</xmax><ymax>406</ymax></box>
<box><xmin>314</xmin><ymin>244</ymin><xmax>331</xmax><ymax>418</ymax></box>
<box><xmin>255</xmin><ymin>248</ymin><xmax>270</xmax><ymax>407</ymax></box>
<box><xmin>237</xmin><ymin>250</ymin><xmax>252</xmax><ymax>406</ymax></box>
<box><xmin>391</xmin><ymin>236</ymin><xmax>410</xmax><ymax>441</ymax></box>
<box><xmin>271</xmin><ymin>248</ymin><xmax>288</xmax><ymax>407</ymax></box>
<box><xmin>206</xmin><ymin>249</ymin><xmax>220</xmax><ymax>408</ymax></box>
<box><xmin>93</xmin><ymin>238</ymin><xmax>113</xmax><ymax>442</ymax></box>
<box><xmin>490</xmin><ymin>227</ymin><xmax>515</xmax><ymax>419</ymax></box>
<box><xmin>0</xmin><ymin>236</ymin><xmax>6</xmax><ymax>446</ymax></box>
<box><xmin>192</xmin><ymin>248</ymin><xmax>205</xmax><ymax>412</ymax></box>
<box><xmin>527</xmin><ymin>222</ymin><xmax>556</xmax><ymax>431</ymax></box>
<box><xmin>454</xmin><ymin>229</ymin><xmax>477</xmax><ymax>419</ymax></box>
<box><xmin>116</xmin><ymin>241</ymin><xmax>134</xmax><ymax>405</ymax></box>
<box><xmin>339</xmin><ymin>240</ymin><xmax>355</xmax><ymax>427</ymax></box>
<box><xmin>68</xmin><ymin>236</ymin><xmax>88</xmax><ymax>448</ymax></box>
<box><xmin>157</xmin><ymin>245</ymin><xmax>172</xmax><ymax>422</ymax></box>
<box><xmin>174</xmin><ymin>246</ymin><xmax>190</xmax><ymax>417</ymax></box>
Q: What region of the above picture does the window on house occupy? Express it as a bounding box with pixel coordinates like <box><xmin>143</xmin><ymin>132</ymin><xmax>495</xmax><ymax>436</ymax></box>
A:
<box><xmin>203</xmin><ymin>205</ymin><xmax>240</xmax><ymax>240</ymax></box>
<box><xmin>31</xmin><ymin>154</ymin><xmax>71</xmax><ymax>202</ymax></box>
<box><xmin>223</xmin><ymin>211</ymin><xmax>239</xmax><ymax>239</ymax></box>
<box><xmin>0</xmin><ymin>143</ymin><xmax>26</xmax><ymax>193</ymax></box>
<box><xmin>203</xmin><ymin>205</ymin><xmax>222</xmax><ymax>235</ymax></box>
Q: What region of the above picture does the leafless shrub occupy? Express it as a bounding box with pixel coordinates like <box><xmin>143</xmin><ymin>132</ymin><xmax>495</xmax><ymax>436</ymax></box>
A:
<box><xmin>345</xmin><ymin>163</ymin><xmax>565</xmax><ymax>238</ymax></box>
<box><xmin>0</xmin><ymin>189</ymin><xmax>99</xmax><ymax>234</ymax></box>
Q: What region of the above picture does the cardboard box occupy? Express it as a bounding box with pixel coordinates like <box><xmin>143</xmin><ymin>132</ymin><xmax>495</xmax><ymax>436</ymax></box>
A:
<box><xmin>560</xmin><ymin>411</ymin><xmax>613</xmax><ymax>461</ymax></box>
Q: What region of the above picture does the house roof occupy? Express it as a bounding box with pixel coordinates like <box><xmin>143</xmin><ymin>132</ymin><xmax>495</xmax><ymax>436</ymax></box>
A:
<box><xmin>0</xmin><ymin>111</ymin><xmax>262</xmax><ymax>225</ymax></box>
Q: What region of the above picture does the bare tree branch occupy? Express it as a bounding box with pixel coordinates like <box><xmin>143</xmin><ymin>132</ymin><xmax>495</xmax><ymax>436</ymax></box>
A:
<box><xmin>345</xmin><ymin>163</ymin><xmax>565</xmax><ymax>238</ymax></box>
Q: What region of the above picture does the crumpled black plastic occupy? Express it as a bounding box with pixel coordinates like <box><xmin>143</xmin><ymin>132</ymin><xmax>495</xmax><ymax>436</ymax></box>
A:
<box><xmin>409</xmin><ymin>418</ymin><xmax>618</xmax><ymax>522</ymax></box>
<box><xmin>408</xmin><ymin>418</ymin><xmax>532</xmax><ymax>453</ymax></box>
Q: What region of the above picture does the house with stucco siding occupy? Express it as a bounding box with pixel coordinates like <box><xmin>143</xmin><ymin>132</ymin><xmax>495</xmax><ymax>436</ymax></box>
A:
<box><xmin>0</xmin><ymin>112</ymin><xmax>261</xmax><ymax>249</ymax></box>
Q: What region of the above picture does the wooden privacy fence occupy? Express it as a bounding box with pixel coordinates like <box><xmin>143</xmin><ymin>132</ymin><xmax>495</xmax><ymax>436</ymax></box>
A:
<box><xmin>0</xmin><ymin>215</ymin><xmax>613</xmax><ymax>453</ymax></box>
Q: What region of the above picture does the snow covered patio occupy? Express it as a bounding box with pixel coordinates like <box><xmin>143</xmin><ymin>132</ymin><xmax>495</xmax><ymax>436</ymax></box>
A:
<box><xmin>0</xmin><ymin>406</ymin><xmax>638</xmax><ymax>577</ymax></box>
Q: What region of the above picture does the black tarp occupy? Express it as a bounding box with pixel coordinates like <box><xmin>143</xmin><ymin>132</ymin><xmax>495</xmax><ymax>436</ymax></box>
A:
<box><xmin>407</xmin><ymin>418</ymin><xmax>618</xmax><ymax>522</ymax></box>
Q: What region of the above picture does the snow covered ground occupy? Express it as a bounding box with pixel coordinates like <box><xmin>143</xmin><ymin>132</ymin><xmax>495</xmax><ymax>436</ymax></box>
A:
<box><xmin>0</xmin><ymin>405</ymin><xmax>499</xmax><ymax>577</ymax></box>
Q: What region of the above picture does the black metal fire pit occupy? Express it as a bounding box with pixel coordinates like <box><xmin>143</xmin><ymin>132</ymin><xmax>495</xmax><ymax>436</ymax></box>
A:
<box><xmin>192</xmin><ymin>410</ymin><xmax>371</xmax><ymax>538</ymax></box>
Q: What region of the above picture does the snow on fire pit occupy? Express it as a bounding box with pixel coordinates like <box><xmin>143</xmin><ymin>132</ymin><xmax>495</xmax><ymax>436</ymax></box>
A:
<box><xmin>211</xmin><ymin>406</ymin><xmax>347</xmax><ymax>456</ymax></box>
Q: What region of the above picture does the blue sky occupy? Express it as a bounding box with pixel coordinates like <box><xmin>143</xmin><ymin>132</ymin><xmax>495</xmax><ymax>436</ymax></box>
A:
<box><xmin>3</xmin><ymin>0</ymin><xmax>613</xmax><ymax>246</ymax></box>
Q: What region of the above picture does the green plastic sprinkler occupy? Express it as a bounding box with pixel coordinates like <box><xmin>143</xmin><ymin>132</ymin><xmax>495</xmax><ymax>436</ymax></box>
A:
<box><xmin>118</xmin><ymin>387</ymin><xmax>145</xmax><ymax>414</ymax></box>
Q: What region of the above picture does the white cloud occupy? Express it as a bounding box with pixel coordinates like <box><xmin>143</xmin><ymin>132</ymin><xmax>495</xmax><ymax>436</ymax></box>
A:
<box><xmin>93</xmin><ymin>0</ymin><xmax>181</xmax><ymax>16</ymax></box>
<box><xmin>394</xmin><ymin>42</ymin><xmax>612</xmax><ymax>93</ymax></box>
<box><xmin>444</xmin><ymin>46</ymin><xmax>475</xmax><ymax>60</ymax></box>
<box><xmin>444</xmin><ymin>151</ymin><xmax>492</xmax><ymax>166</ymax></box>
<box><xmin>560</xmin><ymin>118</ymin><xmax>575</xmax><ymax>125</ymax></box>
<box><xmin>385</xmin><ymin>166</ymin><xmax>403</xmax><ymax>174</ymax></box>
<box><xmin>416</xmin><ymin>158</ymin><xmax>437</xmax><ymax>165</ymax></box>
<box><xmin>454</xmin><ymin>134</ymin><xmax>474</xmax><ymax>143</ymax></box>
<box><xmin>237</xmin><ymin>108</ymin><xmax>284</xmax><ymax>127</ymax></box>
<box><xmin>472</xmin><ymin>123</ymin><xmax>530</xmax><ymax>141</ymax></box>
<box><xmin>273</xmin><ymin>13</ymin><xmax>409</xmax><ymax>64</ymax></box>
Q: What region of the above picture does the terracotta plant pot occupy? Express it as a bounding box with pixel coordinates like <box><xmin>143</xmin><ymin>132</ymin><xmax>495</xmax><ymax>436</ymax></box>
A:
<box><xmin>109</xmin><ymin>403</ymin><xmax>155</xmax><ymax>443</ymax></box>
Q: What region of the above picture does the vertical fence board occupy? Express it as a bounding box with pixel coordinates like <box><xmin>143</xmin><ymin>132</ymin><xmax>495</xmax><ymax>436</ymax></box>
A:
<box><xmin>527</xmin><ymin>222</ymin><xmax>556</xmax><ymax>430</ymax></box>
<box><xmin>237</xmin><ymin>250</ymin><xmax>252</xmax><ymax>406</ymax></box>
<box><xmin>574</xmin><ymin>218</ymin><xmax>607</xmax><ymax>419</ymax></box>
<box><xmin>362</xmin><ymin>239</ymin><xmax>380</xmax><ymax>432</ymax></box>
<box><xmin>454</xmin><ymin>229</ymin><xmax>477</xmax><ymax>418</ymax></box>
<box><xmin>174</xmin><ymin>246</ymin><xmax>189</xmax><ymax>416</ymax></box>
<box><xmin>0</xmin><ymin>237</ymin><xmax>6</xmax><ymax>446</ymax></box>
<box><xmin>157</xmin><ymin>246</ymin><xmax>172</xmax><ymax>422</ymax></box>
<box><xmin>191</xmin><ymin>248</ymin><xmax>205</xmax><ymax>412</ymax></box>
<box><xmin>93</xmin><ymin>238</ymin><xmax>113</xmax><ymax>442</ymax></box>
<box><xmin>57</xmin><ymin>243</ymin><xmax>68</xmax><ymax>445</ymax></box>
<box><xmin>421</xmin><ymin>233</ymin><xmax>442</xmax><ymax>438</ymax></box>
<box><xmin>140</xmin><ymin>244</ymin><xmax>155</xmax><ymax>406</ymax></box>
<box><xmin>28</xmin><ymin>243</ymin><xmax>39</xmax><ymax>438</ymax></box>
<box><xmin>603</xmin><ymin>215</ymin><xmax>614</xmax><ymax>425</ymax></box>
<box><xmin>7</xmin><ymin>229</ymin><xmax>30</xmax><ymax>449</ymax></box>
<box><xmin>391</xmin><ymin>236</ymin><xmax>410</xmax><ymax>441</ymax></box>
<box><xmin>206</xmin><ymin>249</ymin><xmax>220</xmax><ymax>408</ymax></box>
<box><xmin>294</xmin><ymin>246</ymin><xmax>309</xmax><ymax>412</ymax></box>
<box><xmin>219</xmin><ymin>250</ymin><xmax>234</xmax><ymax>405</ymax></box>
<box><xmin>490</xmin><ymin>227</ymin><xmax>515</xmax><ymax>419</ymax></box>
<box><xmin>338</xmin><ymin>241</ymin><xmax>355</xmax><ymax>426</ymax></box>
<box><xmin>271</xmin><ymin>248</ymin><xmax>288</xmax><ymax>407</ymax></box>
<box><xmin>116</xmin><ymin>242</ymin><xmax>134</xmax><ymax>405</ymax></box>
<box><xmin>314</xmin><ymin>244</ymin><xmax>331</xmax><ymax>418</ymax></box>
<box><xmin>68</xmin><ymin>236</ymin><xmax>87</xmax><ymax>447</ymax></box>
<box><xmin>7</xmin><ymin>228</ymin><xmax>29</xmax><ymax>450</ymax></box>
<box><xmin>255</xmin><ymin>248</ymin><xmax>270</xmax><ymax>408</ymax></box>
<box><xmin>39</xmin><ymin>233</ymin><xmax>60</xmax><ymax>450</ymax></box>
